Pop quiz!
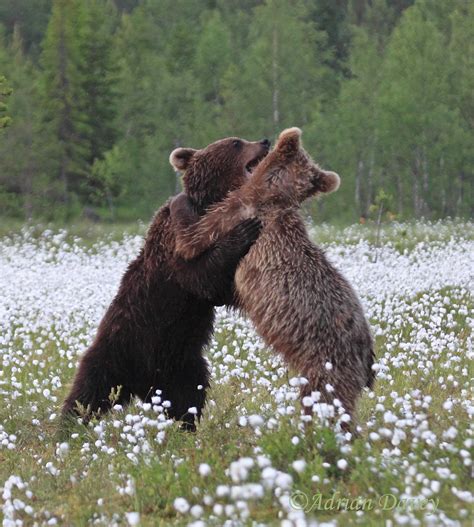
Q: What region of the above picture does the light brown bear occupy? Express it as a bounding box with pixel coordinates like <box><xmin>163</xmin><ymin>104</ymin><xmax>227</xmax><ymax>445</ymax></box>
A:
<box><xmin>170</xmin><ymin>128</ymin><xmax>375</xmax><ymax>430</ymax></box>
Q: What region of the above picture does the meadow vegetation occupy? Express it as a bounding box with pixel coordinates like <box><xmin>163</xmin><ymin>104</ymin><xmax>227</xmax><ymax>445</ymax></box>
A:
<box><xmin>0</xmin><ymin>220</ymin><xmax>472</xmax><ymax>525</ymax></box>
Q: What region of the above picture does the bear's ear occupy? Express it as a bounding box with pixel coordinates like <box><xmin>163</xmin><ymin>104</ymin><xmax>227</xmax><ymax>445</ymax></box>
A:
<box><xmin>317</xmin><ymin>170</ymin><xmax>341</xmax><ymax>194</ymax></box>
<box><xmin>169</xmin><ymin>147</ymin><xmax>198</xmax><ymax>171</ymax></box>
<box><xmin>275</xmin><ymin>127</ymin><xmax>302</xmax><ymax>158</ymax></box>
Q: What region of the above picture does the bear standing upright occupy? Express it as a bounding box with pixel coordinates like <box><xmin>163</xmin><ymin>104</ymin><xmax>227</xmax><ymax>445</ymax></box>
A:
<box><xmin>62</xmin><ymin>136</ymin><xmax>270</xmax><ymax>430</ymax></box>
<box><xmin>171</xmin><ymin>128</ymin><xmax>375</xmax><ymax>430</ymax></box>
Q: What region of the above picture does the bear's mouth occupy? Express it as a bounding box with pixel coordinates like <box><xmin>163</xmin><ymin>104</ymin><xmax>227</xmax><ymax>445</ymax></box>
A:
<box><xmin>245</xmin><ymin>153</ymin><xmax>267</xmax><ymax>177</ymax></box>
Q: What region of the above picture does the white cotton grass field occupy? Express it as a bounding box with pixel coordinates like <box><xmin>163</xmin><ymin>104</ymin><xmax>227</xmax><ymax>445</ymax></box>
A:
<box><xmin>0</xmin><ymin>220</ymin><xmax>472</xmax><ymax>526</ymax></box>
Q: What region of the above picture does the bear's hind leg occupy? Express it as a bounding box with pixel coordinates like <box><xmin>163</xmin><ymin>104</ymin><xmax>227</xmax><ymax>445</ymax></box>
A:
<box><xmin>160</xmin><ymin>355</ymin><xmax>210</xmax><ymax>432</ymax></box>
<box><xmin>300</xmin><ymin>374</ymin><xmax>358</xmax><ymax>435</ymax></box>
<box><xmin>62</xmin><ymin>345</ymin><xmax>132</xmax><ymax>424</ymax></box>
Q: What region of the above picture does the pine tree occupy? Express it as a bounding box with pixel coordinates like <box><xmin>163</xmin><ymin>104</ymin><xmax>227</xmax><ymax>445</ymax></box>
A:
<box><xmin>39</xmin><ymin>0</ymin><xmax>119</xmax><ymax>212</ymax></box>
<box><xmin>308</xmin><ymin>0</ymin><xmax>351</xmax><ymax>78</ymax></box>
<box><xmin>40</xmin><ymin>0</ymin><xmax>89</xmax><ymax>209</ymax></box>
<box><xmin>80</xmin><ymin>0</ymin><xmax>119</xmax><ymax>201</ymax></box>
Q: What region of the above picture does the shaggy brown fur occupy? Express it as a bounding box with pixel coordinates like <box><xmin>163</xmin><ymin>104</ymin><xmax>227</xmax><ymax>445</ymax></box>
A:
<box><xmin>171</xmin><ymin>128</ymin><xmax>375</xmax><ymax>430</ymax></box>
<box><xmin>62</xmin><ymin>136</ymin><xmax>270</xmax><ymax>430</ymax></box>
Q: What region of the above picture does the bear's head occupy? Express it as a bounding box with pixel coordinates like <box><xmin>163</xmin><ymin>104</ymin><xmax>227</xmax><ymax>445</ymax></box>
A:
<box><xmin>170</xmin><ymin>137</ymin><xmax>271</xmax><ymax>212</ymax></box>
<box><xmin>251</xmin><ymin>127</ymin><xmax>340</xmax><ymax>206</ymax></box>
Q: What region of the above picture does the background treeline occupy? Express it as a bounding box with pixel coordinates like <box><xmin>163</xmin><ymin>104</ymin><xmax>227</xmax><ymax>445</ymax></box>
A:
<box><xmin>0</xmin><ymin>0</ymin><xmax>472</xmax><ymax>223</ymax></box>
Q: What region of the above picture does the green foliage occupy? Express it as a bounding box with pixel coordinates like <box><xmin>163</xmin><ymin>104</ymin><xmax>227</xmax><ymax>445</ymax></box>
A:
<box><xmin>368</xmin><ymin>189</ymin><xmax>393</xmax><ymax>218</ymax></box>
<box><xmin>0</xmin><ymin>74</ymin><xmax>12</xmax><ymax>129</ymax></box>
<box><xmin>40</xmin><ymin>0</ymin><xmax>90</xmax><ymax>207</ymax></box>
<box><xmin>38</xmin><ymin>0</ymin><xmax>120</xmax><ymax>216</ymax></box>
<box><xmin>0</xmin><ymin>0</ymin><xmax>472</xmax><ymax>221</ymax></box>
<box><xmin>312</xmin><ymin>26</ymin><xmax>383</xmax><ymax>220</ymax></box>
<box><xmin>377</xmin><ymin>3</ymin><xmax>464</xmax><ymax>217</ymax></box>
<box><xmin>0</xmin><ymin>29</ymin><xmax>58</xmax><ymax>219</ymax></box>
<box><xmin>221</xmin><ymin>0</ymin><xmax>330</xmax><ymax>138</ymax></box>
<box><xmin>317</xmin><ymin>0</ymin><xmax>473</xmax><ymax>220</ymax></box>
<box><xmin>0</xmin><ymin>0</ymin><xmax>52</xmax><ymax>55</ymax></box>
<box><xmin>80</xmin><ymin>0</ymin><xmax>119</xmax><ymax>165</ymax></box>
<box><xmin>308</xmin><ymin>0</ymin><xmax>351</xmax><ymax>77</ymax></box>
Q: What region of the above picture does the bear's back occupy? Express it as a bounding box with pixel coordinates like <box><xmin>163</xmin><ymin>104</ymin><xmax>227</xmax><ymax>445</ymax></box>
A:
<box><xmin>235</xmin><ymin>208</ymin><xmax>372</xmax><ymax>370</ymax></box>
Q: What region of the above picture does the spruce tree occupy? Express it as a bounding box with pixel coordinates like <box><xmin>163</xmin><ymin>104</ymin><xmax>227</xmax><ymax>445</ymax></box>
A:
<box><xmin>80</xmin><ymin>0</ymin><xmax>119</xmax><ymax>201</ymax></box>
<box><xmin>40</xmin><ymin>0</ymin><xmax>89</xmax><ymax>209</ymax></box>
<box><xmin>40</xmin><ymin>0</ymin><xmax>119</xmax><ymax>211</ymax></box>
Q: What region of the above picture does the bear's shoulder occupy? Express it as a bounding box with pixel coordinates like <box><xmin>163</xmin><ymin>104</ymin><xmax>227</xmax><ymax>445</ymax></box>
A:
<box><xmin>142</xmin><ymin>199</ymin><xmax>176</xmax><ymax>261</ymax></box>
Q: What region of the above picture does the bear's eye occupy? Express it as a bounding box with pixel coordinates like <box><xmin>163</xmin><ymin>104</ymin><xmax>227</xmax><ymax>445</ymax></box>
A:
<box><xmin>232</xmin><ymin>139</ymin><xmax>242</xmax><ymax>148</ymax></box>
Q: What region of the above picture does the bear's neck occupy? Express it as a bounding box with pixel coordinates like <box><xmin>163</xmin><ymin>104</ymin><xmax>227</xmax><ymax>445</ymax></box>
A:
<box><xmin>183</xmin><ymin>170</ymin><xmax>228</xmax><ymax>215</ymax></box>
<box><xmin>186</xmin><ymin>194</ymin><xmax>219</xmax><ymax>216</ymax></box>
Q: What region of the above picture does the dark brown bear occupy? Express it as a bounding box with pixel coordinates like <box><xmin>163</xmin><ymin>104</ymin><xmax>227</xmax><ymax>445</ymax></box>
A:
<box><xmin>62</xmin><ymin>136</ymin><xmax>270</xmax><ymax>430</ymax></box>
<box><xmin>171</xmin><ymin>128</ymin><xmax>374</xmax><ymax>431</ymax></box>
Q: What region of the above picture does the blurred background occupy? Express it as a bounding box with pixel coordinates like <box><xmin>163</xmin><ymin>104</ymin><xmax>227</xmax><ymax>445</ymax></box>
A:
<box><xmin>0</xmin><ymin>0</ymin><xmax>472</xmax><ymax>225</ymax></box>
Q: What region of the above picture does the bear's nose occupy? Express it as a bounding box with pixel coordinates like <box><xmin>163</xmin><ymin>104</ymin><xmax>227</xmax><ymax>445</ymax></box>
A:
<box><xmin>261</xmin><ymin>138</ymin><xmax>271</xmax><ymax>149</ymax></box>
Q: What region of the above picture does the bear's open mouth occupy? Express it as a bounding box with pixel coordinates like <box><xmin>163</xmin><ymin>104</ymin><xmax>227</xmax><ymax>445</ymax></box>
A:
<box><xmin>245</xmin><ymin>153</ymin><xmax>267</xmax><ymax>177</ymax></box>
